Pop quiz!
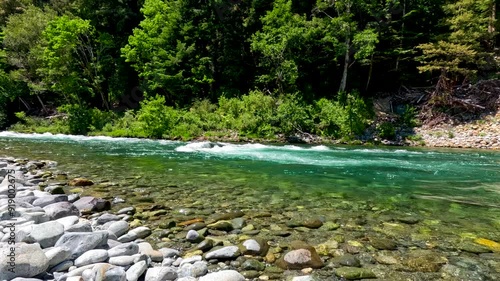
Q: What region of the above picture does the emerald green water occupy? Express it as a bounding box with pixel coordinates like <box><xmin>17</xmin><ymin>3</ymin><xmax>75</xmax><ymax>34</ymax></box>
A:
<box><xmin>1</xmin><ymin>132</ymin><xmax>500</xmax><ymax>244</ymax></box>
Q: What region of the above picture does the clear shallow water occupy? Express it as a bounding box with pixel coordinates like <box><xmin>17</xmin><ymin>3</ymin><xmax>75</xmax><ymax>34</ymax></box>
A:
<box><xmin>1</xmin><ymin>132</ymin><xmax>500</xmax><ymax>235</ymax></box>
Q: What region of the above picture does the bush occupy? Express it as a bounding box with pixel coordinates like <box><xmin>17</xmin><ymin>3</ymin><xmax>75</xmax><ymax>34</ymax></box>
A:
<box><xmin>378</xmin><ymin>122</ymin><xmax>396</xmax><ymax>140</ymax></box>
<box><xmin>401</xmin><ymin>105</ymin><xmax>419</xmax><ymax>127</ymax></box>
<box><xmin>58</xmin><ymin>104</ymin><xmax>92</xmax><ymax>135</ymax></box>
<box><xmin>136</xmin><ymin>95</ymin><xmax>177</xmax><ymax>138</ymax></box>
<box><xmin>276</xmin><ymin>94</ymin><xmax>313</xmax><ymax>135</ymax></box>
<box><xmin>314</xmin><ymin>92</ymin><xmax>372</xmax><ymax>139</ymax></box>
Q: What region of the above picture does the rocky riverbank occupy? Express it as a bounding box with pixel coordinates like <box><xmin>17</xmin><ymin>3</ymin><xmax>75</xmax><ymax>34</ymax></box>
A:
<box><xmin>1</xmin><ymin>157</ymin><xmax>500</xmax><ymax>281</ymax></box>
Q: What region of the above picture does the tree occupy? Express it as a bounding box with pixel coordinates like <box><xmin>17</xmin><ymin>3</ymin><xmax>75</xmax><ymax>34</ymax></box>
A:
<box><xmin>38</xmin><ymin>15</ymin><xmax>111</xmax><ymax>108</ymax></box>
<box><xmin>250</xmin><ymin>0</ymin><xmax>306</xmax><ymax>94</ymax></box>
<box><xmin>2</xmin><ymin>5</ymin><xmax>56</xmax><ymax>112</ymax></box>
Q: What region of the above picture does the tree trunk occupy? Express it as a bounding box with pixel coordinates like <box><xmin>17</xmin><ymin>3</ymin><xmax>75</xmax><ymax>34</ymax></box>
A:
<box><xmin>339</xmin><ymin>35</ymin><xmax>350</xmax><ymax>93</ymax></box>
<box><xmin>488</xmin><ymin>2</ymin><xmax>496</xmax><ymax>34</ymax></box>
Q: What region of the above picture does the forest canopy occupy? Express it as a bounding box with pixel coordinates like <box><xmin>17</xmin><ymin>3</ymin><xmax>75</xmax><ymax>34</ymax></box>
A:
<box><xmin>1</xmin><ymin>0</ymin><xmax>498</xmax><ymax>139</ymax></box>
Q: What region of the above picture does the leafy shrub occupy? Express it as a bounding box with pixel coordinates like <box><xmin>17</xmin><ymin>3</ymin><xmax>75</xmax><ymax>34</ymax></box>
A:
<box><xmin>58</xmin><ymin>104</ymin><xmax>92</xmax><ymax>135</ymax></box>
<box><xmin>89</xmin><ymin>109</ymin><xmax>117</xmax><ymax>131</ymax></box>
<box><xmin>314</xmin><ymin>92</ymin><xmax>372</xmax><ymax>139</ymax></box>
<box><xmin>136</xmin><ymin>95</ymin><xmax>177</xmax><ymax>138</ymax></box>
<box><xmin>377</xmin><ymin>122</ymin><xmax>396</xmax><ymax>140</ymax></box>
<box><xmin>401</xmin><ymin>105</ymin><xmax>419</xmax><ymax>127</ymax></box>
<box><xmin>276</xmin><ymin>94</ymin><xmax>313</xmax><ymax>135</ymax></box>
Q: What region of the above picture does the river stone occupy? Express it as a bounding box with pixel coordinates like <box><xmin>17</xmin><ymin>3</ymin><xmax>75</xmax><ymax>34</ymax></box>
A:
<box><xmin>459</xmin><ymin>241</ymin><xmax>492</xmax><ymax>254</ymax></box>
<box><xmin>45</xmin><ymin>185</ymin><xmax>65</xmax><ymax>195</ymax></box>
<box><xmin>241</xmin><ymin>259</ymin><xmax>265</xmax><ymax>271</ymax></box>
<box><xmin>69</xmin><ymin>178</ymin><xmax>94</xmax><ymax>186</ymax></box>
<box><xmin>126</xmin><ymin>260</ymin><xmax>148</xmax><ymax>281</ymax></box>
<box><xmin>97</xmin><ymin>213</ymin><xmax>121</xmax><ymax>225</ymax></box>
<box><xmin>18</xmin><ymin>220</ymin><xmax>65</xmax><ymax>248</ymax></box>
<box><xmin>276</xmin><ymin>248</ymin><xmax>324</xmax><ymax>270</ymax></box>
<box><xmin>118</xmin><ymin>226</ymin><xmax>151</xmax><ymax>242</ymax></box>
<box><xmin>108</xmin><ymin>242</ymin><xmax>139</xmax><ymax>257</ymax></box>
<box><xmin>205</xmin><ymin>246</ymin><xmax>240</xmax><ymax>260</ymax></box>
<box><xmin>74</xmin><ymin>249</ymin><xmax>109</xmax><ymax>267</ymax></box>
<box><xmin>56</xmin><ymin>216</ymin><xmax>80</xmax><ymax>230</ymax></box>
<box><xmin>138</xmin><ymin>242</ymin><xmax>163</xmax><ymax>262</ymax></box>
<box><xmin>54</xmin><ymin>231</ymin><xmax>109</xmax><ymax>259</ymax></box>
<box><xmin>329</xmin><ymin>254</ymin><xmax>361</xmax><ymax>268</ymax></box>
<box><xmin>117</xmin><ymin>207</ymin><xmax>136</xmax><ymax>215</ymax></box>
<box><xmin>368</xmin><ymin>236</ymin><xmax>397</xmax><ymax>250</ymax></box>
<box><xmin>45</xmin><ymin>246</ymin><xmax>72</xmax><ymax>267</ymax></box>
<box><xmin>207</xmin><ymin>220</ymin><xmax>233</xmax><ymax>231</ymax></box>
<box><xmin>198</xmin><ymin>270</ymin><xmax>245</xmax><ymax>281</ymax></box>
<box><xmin>334</xmin><ymin>267</ymin><xmax>376</xmax><ymax>279</ymax></box>
<box><xmin>239</xmin><ymin>238</ymin><xmax>269</xmax><ymax>256</ymax></box>
<box><xmin>159</xmin><ymin>248</ymin><xmax>180</xmax><ymax>258</ymax></box>
<box><xmin>0</xmin><ymin>243</ymin><xmax>50</xmax><ymax>280</ymax></box>
<box><xmin>196</xmin><ymin>239</ymin><xmax>214</xmax><ymax>252</ymax></box>
<box><xmin>107</xmin><ymin>221</ymin><xmax>129</xmax><ymax>237</ymax></box>
<box><xmin>73</xmin><ymin>196</ymin><xmax>111</xmax><ymax>213</ymax></box>
<box><xmin>185</xmin><ymin>222</ymin><xmax>206</xmax><ymax>231</ymax></box>
<box><xmin>49</xmin><ymin>260</ymin><xmax>74</xmax><ymax>272</ymax></box>
<box><xmin>66</xmin><ymin>222</ymin><xmax>93</xmax><ymax>232</ymax></box>
<box><xmin>109</xmin><ymin>255</ymin><xmax>136</xmax><ymax>266</ymax></box>
<box><xmin>32</xmin><ymin>195</ymin><xmax>68</xmax><ymax>208</ymax></box>
<box><xmin>186</xmin><ymin>230</ymin><xmax>203</xmax><ymax>243</ymax></box>
<box><xmin>403</xmin><ymin>250</ymin><xmax>448</xmax><ymax>272</ymax></box>
<box><xmin>231</xmin><ymin>218</ymin><xmax>246</xmax><ymax>229</ymax></box>
<box><xmin>145</xmin><ymin>267</ymin><xmax>178</xmax><ymax>281</ymax></box>
<box><xmin>44</xmin><ymin>201</ymin><xmax>80</xmax><ymax>220</ymax></box>
<box><xmin>102</xmin><ymin>266</ymin><xmax>127</xmax><ymax>281</ymax></box>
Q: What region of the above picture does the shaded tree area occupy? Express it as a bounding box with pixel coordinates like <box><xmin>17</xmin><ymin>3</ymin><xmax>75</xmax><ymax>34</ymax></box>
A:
<box><xmin>0</xmin><ymin>0</ymin><xmax>499</xmax><ymax>137</ymax></box>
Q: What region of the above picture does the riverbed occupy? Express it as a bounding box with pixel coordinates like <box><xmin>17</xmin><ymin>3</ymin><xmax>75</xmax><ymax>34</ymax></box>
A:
<box><xmin>1</xmin><ymin>132</ymin><xmax>500</xmax><ymax>280</ymax></box>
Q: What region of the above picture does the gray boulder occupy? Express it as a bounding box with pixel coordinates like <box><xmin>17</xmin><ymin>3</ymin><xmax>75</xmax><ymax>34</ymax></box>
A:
<box><xmin>54</xmin><ymin>231</ymin><xmax>109</xmax><ymax>259</ymax></box>
<box><xmin>0</xmin><ymin>243</ymin><xmax>50</xmax><ymax>280</ymax></box>
<box><xmin>145</xmin><ymin>267</ymin><xmax>178</xmax><ymax>281</ymax></box>
<box><xmin>198</xmin><ymin>270</ymin><xmax>245</xmax><ymax>281</ymax></box>
<box><xmin>17</xmin><ymin>220</ymin><xmax>65</xmax><ymax>248</ymax></box>
<box><xmin>43</xmin><ymin>202</ymin><xmax>80</xmax><ymax>220</ymax></box>
<box><xmin>205</xmin><ymin>246</ymin><xmax>240</xmax><ymax>260</ymax></box>
<box><xmin>74</xmin><ymin>249</ymin><xmax>109</xmax><ymax>267</ymax></box>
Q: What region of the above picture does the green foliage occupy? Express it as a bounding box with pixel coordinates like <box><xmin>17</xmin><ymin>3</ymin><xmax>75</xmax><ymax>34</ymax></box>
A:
<box><xmin>377</xmin><ymin>122</ymin><xmax>396</xmax><ymax>140</ymax></box>
<box><xmin>400</xmin><ymin>105</ymin><xmax>419</xmax><ymax>127</ymax></box>
<box><xmin>314</xmin><ymin>92</ymin><xmax>372</xmax><ymax>138</ymax></box>
<box><xmin>276</xmin><ymin>94</ymin><xmax>313</xmax><ymax>135</ymax></box>
<box><xmin>58</xmin><ymin>104</ymin><xmax>92</xmax><ymax>135</ymax></box>
<box><xmin>136</xmin><ymin>95</ymin><xmax>177</xmax><ymax>138</ymax></box>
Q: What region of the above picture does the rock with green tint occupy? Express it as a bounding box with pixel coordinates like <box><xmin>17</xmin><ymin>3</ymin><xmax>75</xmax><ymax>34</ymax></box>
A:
<box><xmin>368</xmin><ymin>236</ymin><xmax>397</xmax><ymax>250</ymax></box>
<box><xmin>207</xmin><ymin>220</ymin><xmax>234</xmax><ymax>231</ymax></box>
<box><xmin>241</xmin><ymin>259</ymin><xmax>266</xmax><ymax>271</ymax></box>
<box><xmin>458</xmin><ymin>241</ymin><xmax>492</xmax><ymax>254</ymax></box>
<box><xmin>239</xmin><ymin>237</ymin><xmax>269</xmax><ymax>256</ymax></box>
<box><xmin>329</xmin><ymin>254</ymin><xmax>361</xmax><ymax>268</ymax></box>
<box><xmin>403</xmin><ymin>250</ymin><xmax>447</xmax><ymax>272</ymax></box>
<box><xmin>320</xmin><ymin>221</ymin><xmax>340</xmax><ymax>231</ymax></box>
<box><xmin>241</xmin><ymin>270</ymin><xmax>260</xmax><ymax>279</ymax></box>
<box><xmin>334</xmin><ymin>267</ymin><xmax>376</xmax><ymax>279</ymax></box>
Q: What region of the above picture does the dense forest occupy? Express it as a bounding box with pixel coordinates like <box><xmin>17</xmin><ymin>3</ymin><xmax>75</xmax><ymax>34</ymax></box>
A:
<box><xmin>0</xmin><ymin>0</ymin><xmax>498</xmax><ymax>141</ymax></box>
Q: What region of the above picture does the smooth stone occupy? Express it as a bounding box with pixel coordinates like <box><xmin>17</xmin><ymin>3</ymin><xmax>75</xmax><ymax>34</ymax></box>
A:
<box><xmin>231</xmin><ymin>218</ymin><xmax>246</xmax><ymax>229</ymax></box>
<box><xmin>196</xmin><ymin>239</ymin><xmax>214</xmax><ymax>252</ymax></box>
<box><xmin>54</xmin><ymin>231</ymin><xmax>109</xmax><ymax>259</ymax></box>
<box><xmin>97</xmin><ymin>213</ymin><xmax>121</xmax><ymax>225</ymax></box>
<box><xmin>107</xmin><ymin>221</ymin><xmax>129</xmax><ymax>238</ymax></box>
<box><xmin>17</xmin><ymin>220</ymin><xmax>65</xmax><ymax>248</ymax></box>
<box><xmin>276</xmin><ymin>248</ymin><xmax>324</xmax><ymax>270</ymax></box>
<box><xmin>49</xmin><ymin>260</ymin><xmax>73</xmax><ymax>273</ymax></box>
<box><xmin>186</xmin><ymin>230</ymin><xmax>203</xmax><ymax>243</ymax></box>
<box><xmin>368</xmin><ymin>237</ymin><xmax>397</xmax><ymax>250</ymax></box>
<box><xmin>185</xmin><ymin>222</ymin><xmax>206</xmax><ymax>231</ymax></box>
<box><xmin>145</xmin><ymin>267</ymin><xmax>178</xmax><ymax>281</ymax></box>
<box><xmin>74</xmin><ymin>249</ymin><xmax>109</xmax><ymax>267</ymax></box>
<box><xmin>108</xmin><ymin>242</ymin><xmax>139</xmax><ymax>257</ymax></box>
<box><xmin>43</xmin><ymin>202</ymin><xmax>80</xmax><ymax>220</ymax></box>
<box><xmin>211</xmin><ymin>211</ymin><xmax>244</xmax><ymax>221</ymax></box>
<box><xmin>329</xmin><ymin>254</ymin><xmax>361</xmax><ymax>268</ymax></box>
<box><xmin>239</xmin><ymin>238</ymin><xmax>269</xmax><ymax>256</ymax></box>
<box><xmin>403</xmin><ymin>250</ymin><xmax>448</xmax><ymax>272</ymax></box>
<box><xmin>334</xmin><ymin>267</ymin><xmax>376</xmax><ymax>279</ymax></box>
<box><xmin>117</xmin><ymin>227</ymin><xmax>151</xmax><ymax>242</ymax></box>
<box><xmin>459</xmin><ymin>241</ymin><xmax>493</xmax><ymax>253</ymax></box>
<box><xmin>241</xmin><ymin>259</ymin><xmax>265</xmax><ymax>271</ymax></box>
<box><xmin>45</xmin><ymin>185</ymin><xmax>65</xmax><ymax>195</ymax></box>
<box><xmin>126</xmin><ymin>260</ymin><xmax>148</xmax><ymax>281</ymax></box>
<box><xmin>66</xmin><ymin>222</ymin><xmax>93</xmax><ymax>232</ymax></box>
<box><xmin>56</xmin><ymin>216</ymin><xmax>80</xmax><ymax>230</ymax></box>
<box><xmin>207</xmin><ymin>221</ymin><xmax>233</xmax><ymax>231</ymax></box>
<box><xmin>109</xmin><ymin>255</ymin><xmax>136</xmax><ymax>266</ymax></box>
<box><xmin>159</xmin><ymin>248</ymin><xmax>180</xmax><ymax>258</ymax></box>
<box><xmin>138</xmin><ymin>242</ymin><xmax>163</xmax><ymax>262</ymax></box>
<box><xmin>73</xmin><ymin>196</ymin><xmax>111</xmax><ymax>214</ymax></box>
<box><xmin>179</xmin><ymin>255</ymin><xmax>202</xmax><ymax>266</ymax></box>
<box><xmin>32</xmin><ymin>195</ymin><xmax>68</xmax><ymax>208</ymax></box>
<box><xmin>177</xmin><ymin>261</ymin><xmax>208</xmax><ymax>278</ymax></box>
<box><xmin>117</xmin><ymin>207</ymin><xmax>136</xmax><ymax>215</ymax></box>
<box><xmin>102</xmin><ymin>266</ymin><xmax>127</xmax><ymax>281</ymax></box>
<box><xmin>45</xmin><ymin>246</ymin><xmax>72</xmax><ymax>267</ymax></box>
<box><xmin>302</xmin><ymin>219</ymin><xmax>323</xmax><ymax>229</ymax></box>
<box><xmin>205</xmin><ymin>246</ymin><xmax>240</xmax><ymax>260</ymax></box>
<box><xmin>198</xmin><ymin>270</ymin><xmax>245</xmax><ymax>281</ymax></box>
<box><xmin>0</xmin><ymin>243</ymin><xmax>50</xmax><ymax>280</ymax></box>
